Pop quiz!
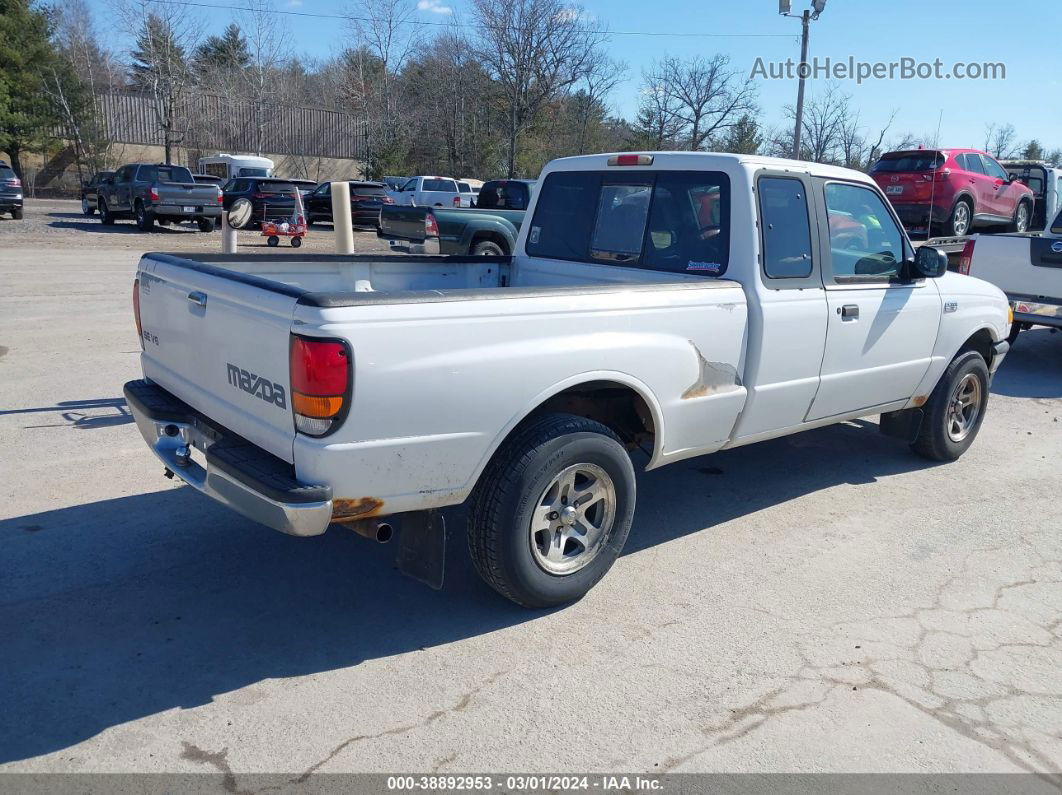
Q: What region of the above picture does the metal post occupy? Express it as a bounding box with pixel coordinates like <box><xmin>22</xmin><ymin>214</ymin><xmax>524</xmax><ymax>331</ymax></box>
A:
<box><xmin>792</xmin><ymin>9</ymin><xmax>810</xmax><ymax>160</ymax></box>
<box><xmin>221</xmin><ymin>208</ymin><xmax>237</xmax><ymax>253</ymax></box>
<box><xmin>331</xmin><ymin>181</ymin><xmax>354</xmax><ymax>254</ymax></box>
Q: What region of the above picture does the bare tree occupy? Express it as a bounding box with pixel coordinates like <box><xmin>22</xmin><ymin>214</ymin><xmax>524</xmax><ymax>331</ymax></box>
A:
<box><xmin>983</xmin><ymin>122</ymin><xmax>1019</xmax><ymax>159</ymax></box>
<box><xmin>838</xmin><ymin>108</ymin><xmax>897</xmax><ymax>171</ymax></box>
<box><xmin>345</xmin><ymin>0</ymin><xmax>420</xmax><ymax>173</ymax></box>
<box><xmin>570</xmin><ymin>56</ymin><xmax>625</xmax><ymax>155</ymax></box>
<box><xmin>473</xmin><ymin>0</ymin><xmax>606</xmax><ymax>177</ymax></box>
<box><xmin>634</xmin><ymin>75</ymin><xmax>683</xmax><ymax>150</ymax></box>
<box><xmin>238</xmin><ymin>1</ymin><xmax>285</xmax><ymax>155</ymax></box>
<box><xmin>646</xmin><ymin>55</ymin><xmax>756</xmax><ymax>151</ymax></box>
<box><xmin>116</xmin><ymin>0</ymin><xmax>202</xmax><ymax>164</ymax></box>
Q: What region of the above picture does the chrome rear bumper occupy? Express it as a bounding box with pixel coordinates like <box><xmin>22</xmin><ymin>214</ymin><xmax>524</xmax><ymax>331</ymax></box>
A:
<box><xmin>123</xmin><ymin>380</ymin><xmax>332</xmax><ymax>536</ymax></box>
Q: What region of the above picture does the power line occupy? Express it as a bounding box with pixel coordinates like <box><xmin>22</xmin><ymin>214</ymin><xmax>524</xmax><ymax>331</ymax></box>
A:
<box><xmin>139</xmin><ymin>0</ymin><xmax>797</xmax><ymax>39</ymax></box>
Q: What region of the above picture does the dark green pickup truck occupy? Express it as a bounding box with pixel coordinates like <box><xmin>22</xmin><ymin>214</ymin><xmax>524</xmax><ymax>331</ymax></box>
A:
<box><xmin>378</xmin><ymin>178</ymin><xmax>534</xmax><ymax>255</ymax></box>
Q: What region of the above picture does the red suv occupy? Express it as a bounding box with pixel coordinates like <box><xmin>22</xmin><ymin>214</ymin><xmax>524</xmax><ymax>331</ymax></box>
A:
<box><xmin>871</xmin><ymin>148</ymin><xmax>1034</xmax><ymax>237</ymax></box>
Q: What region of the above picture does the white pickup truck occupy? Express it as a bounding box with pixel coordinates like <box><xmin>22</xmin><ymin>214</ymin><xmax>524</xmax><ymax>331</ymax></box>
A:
<box><xmin>124</xmin><ymin>152</ymin><xmax>1011</xmax><ymax>607</ymax></box>
<box><xmin>957</xmin><ymin>209</ymin><xmax>1062</xmax><ymax>343</ymax></box>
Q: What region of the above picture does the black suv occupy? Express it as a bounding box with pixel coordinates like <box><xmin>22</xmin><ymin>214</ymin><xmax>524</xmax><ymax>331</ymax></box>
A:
<box><xmin>0</xmin><ymin>162</ymin><xmax>24</xmax><ymax>219</ymax></box>
<box><xmin>474</xmin><ymin>179</ymin><xmax>535</xmax><ymax>210</ymax></box>
<box><xmin>221</xmin><ymin>177</ymin><xmax>301</xmax><ymax>227</ymax></box>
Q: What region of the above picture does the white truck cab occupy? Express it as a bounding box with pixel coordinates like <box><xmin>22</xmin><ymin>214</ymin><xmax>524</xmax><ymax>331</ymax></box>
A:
<box><xmin>197</xmin><ymin>153</ymin><xmax>275</xmax><ymax>182</ymax></box>
<box><xmin>124</xmin><ymin>152</ymin><xmax>1011</xmax><ymax>607</ymax></box>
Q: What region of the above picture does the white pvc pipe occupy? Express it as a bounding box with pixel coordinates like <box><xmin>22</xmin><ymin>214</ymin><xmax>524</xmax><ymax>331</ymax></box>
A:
<box><xmin>221</xmin><ymin>209</ymin><xmax>237</xmax><ymax>253</ymax></box>
<box><xmin>331</xmin><ymin>181</ymin><xmax>354</xmax><ymax>254</ymax></box>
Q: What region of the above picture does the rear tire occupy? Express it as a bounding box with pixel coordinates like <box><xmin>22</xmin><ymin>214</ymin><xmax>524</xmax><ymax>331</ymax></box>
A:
<box><xmin>1009</xmin><ymin>200</ymin><xmax>1031</xmax><ymax>233</ymax></box>
<box><xmin>135</xmin><ymin>201</ymin><xmax>155</xmax><ymax>232</ymax></box>
<box><xmin>196</xmin><ymin>217</ymin><xmax>215</xmax><ymax>232</ymax></box>
<box><xmin>947</xmin><ymin>198</ymin><xmax>973</xmax><ymax>237</ymax></box>
<box><xmin>266</xmin><ymin>235</ymin><xmax>279</xmax><ymax>247</ymax></box>
<box><xmin>911</xmin><ymin>351</ymin><xmax>990</xmax><ymax>461</ymax></box>
<box><xmin>467</xmin><ymin>413</ymin><xmax>636</xmax><ymax>608</ymax></box>
<box><xmin>81</xmin><ymin>198</ymin><xmax>94</xmax><ymax>216</ymax></box>
<box><xmin>99</xmin><ymin>199</ymin><xmax>114</xmax><ymax>225</ymax></box>
<box><xmin>11</xmin><ymin>207</ymin><xmax>23</xmax><ymax>220</ymax></box>
<box><xmin>472</xmin><ymin>240</ymin><xmax>505</xmax><ymax>256</ymax></box>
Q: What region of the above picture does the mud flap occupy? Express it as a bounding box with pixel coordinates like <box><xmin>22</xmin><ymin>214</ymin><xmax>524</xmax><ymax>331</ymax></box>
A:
<box><xmin>879</xmin><ymin>407</ymin><xmax>924</xmax><ymax>443</ymax></box>
<box><xmin>396</xmin><ymin>510</ymin><xmax>446</xmax><ymax>590</ymax></box>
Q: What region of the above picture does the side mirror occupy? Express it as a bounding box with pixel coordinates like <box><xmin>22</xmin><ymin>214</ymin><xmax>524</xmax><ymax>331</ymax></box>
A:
<box><xmin>227</xmin><ymin>197</ymin><xmax>253</xmax><ymax>230</ymax></box>
<box><xmin>911</xmin><ymin>245</ymin><xmax>948</xmax><ymax>279</ymax></box>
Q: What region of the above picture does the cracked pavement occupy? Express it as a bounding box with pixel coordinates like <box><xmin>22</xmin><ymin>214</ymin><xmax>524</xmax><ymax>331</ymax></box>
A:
<box><xmin>1</xmin><ymin>244</ymin><xmax>1060</xmax><ymax>776</ymax></box>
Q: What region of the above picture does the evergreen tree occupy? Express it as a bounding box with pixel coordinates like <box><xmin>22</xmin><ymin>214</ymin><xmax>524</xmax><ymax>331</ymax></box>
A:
<box><xmin>1022</xmin><ymin>139</ymin><xmax>1044</xmax><ymax>161</ymax></box>
<box><xmin>0</xmin><ymin>0</ymin><xmax>64</xmax><ymax>178</ymax></box>
<box><xmin>721</xmin><ymin>114</ymin><xmax>763</xmax><ymax>154</ymax></box>
<box><xmin>195</xmin><ymin>23</ymin><xmax>251</xmax><ymax>71</ymax></box>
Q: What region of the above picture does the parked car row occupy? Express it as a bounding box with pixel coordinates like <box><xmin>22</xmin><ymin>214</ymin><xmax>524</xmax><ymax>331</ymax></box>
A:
<box><xmin>0</xmin><ymin>161</ymin><xmax>24</xmax><ymax>219</ymax></box>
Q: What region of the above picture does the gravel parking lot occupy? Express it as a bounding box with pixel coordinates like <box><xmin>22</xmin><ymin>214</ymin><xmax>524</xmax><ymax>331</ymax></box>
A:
<box><xmin>2</xmin><ymin>197</ymin><xmax>390</xmax><ymax>254</ymax></box>
<box><xmin>1</xmin><ymin>198</ymin><xmax>1060</xmax><ymax>778</ymax></box>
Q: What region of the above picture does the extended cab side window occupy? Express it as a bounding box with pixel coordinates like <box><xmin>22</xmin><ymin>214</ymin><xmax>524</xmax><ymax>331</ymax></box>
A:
<box><xmin>758</xmin><ymin>177</ymin><xmax>813</xmax><ymax>278</ymax></box>
<box><xmin>824</xmin><ymin>182</ymin><xmax>905</xmax><ymax>281</ymax></box>
<box><xmin>526</xmin><ymin>171</ymin><xmax>599</xmax><ymax>260</ymax></box>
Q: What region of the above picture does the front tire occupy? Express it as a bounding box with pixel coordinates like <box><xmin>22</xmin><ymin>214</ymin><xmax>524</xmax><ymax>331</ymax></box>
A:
<box><xmin>467</xmin><ymin>413</ymin><xmax>636</xmax><ymax>608</ymax></box>
<box><xmin>911</xmin><ymin>351</ymin><xmax>990</xmax><ymax>461</ymax></box>
<box><xmin>266</xmin><ymin>235</ymin><xmax>279</xmax><ymax>247</ymax></box>
<box><xmin>1009</xmin><ymin>200</ymin><xmax>1031</xmax><ymax>233</ymax></box>
<box><xmin>99</xmin><ymin>199</ymin><xmax>114</xmax><ymax>225</ymax></box>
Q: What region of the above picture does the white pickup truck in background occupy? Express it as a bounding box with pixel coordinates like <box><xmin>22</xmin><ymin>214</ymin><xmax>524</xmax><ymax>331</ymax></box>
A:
<box><xmin>391</xmin><ymin>175</ymin><xmax>464</xmax><ymax>208</ymax></box>
<box><xmin>958</xmin><ymin>209</ymin><xmax>1062</xmax><ymax>342</ymax></box>
<box><xmin>124</xmin><ymin>152</ymin><xmax>1011</xmax><ymax>608</ymax></box>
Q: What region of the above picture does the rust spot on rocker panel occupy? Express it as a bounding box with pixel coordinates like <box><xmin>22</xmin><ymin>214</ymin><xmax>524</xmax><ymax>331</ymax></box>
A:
<box><xmin>681</xmin><ymin>340</ymin><xmax>742</xmax><ymax>399</ymax></box>
<box><xmin>331</xmin><ymin>497</ymin><xmax>385</xmax><ymax>522</ymax></box>
<box><xmin>911</xmin><ymin>395</ymin><xmax>928</xmax><ymax>407</ymax></box>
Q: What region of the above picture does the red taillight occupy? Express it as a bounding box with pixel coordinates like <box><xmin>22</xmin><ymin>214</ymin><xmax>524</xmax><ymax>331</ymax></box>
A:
<box><xmin>216</xmin><ymin>188</ymin><xmax>223</xmax><ymax>204</ymax></box>
<box><xmin>290</xmin><ymin>336</ymin><xmax>350</xmax><ymax>436</ymax></box>
<box><xmin>9</xmin><ymin>177</ymin><xmax>20</xmax><ymax>187</ymax></box>
<box><xmin>425</xmin><ymin>213</ymin><xmax>440</xmax><ymax>238</ymax></box>
<box><xmin>935</xmin><ymin>168</ymin><xmax>952</xmax><ymax>182</ymax></box>
<box><xmin>149</xmin><ymin>186</ymin><xmax>159</xmax><ymax>201</ymax></box>
<box><xmin>958</xmin><ymin>239</ymin><xmax>975</xmax><ymax>275</ymax></box>
<box><xmin>253</xmin><ymin>192</ymin><xmax>267</xmax><ymax>199</ymax></box>
<box><xmin>383</xmin><ymin>195</ymin><xmax>394</xmax><ymax>204</ymax></box>
<box><xmin>452</xmin><ymin>196</ymin><xmax>461</xmax><ymax>206</ymax></box>
<box><xmin>133</xmin><ymin>278</ymin><xmax>143</xmax><ymax>348</ymax></box>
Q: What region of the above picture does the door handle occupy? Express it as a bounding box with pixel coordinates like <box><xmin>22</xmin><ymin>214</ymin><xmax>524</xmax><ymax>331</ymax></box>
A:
<box><xmin>187</xmin><ymin>291</ymin><xmax>207</xmax><ymax>307</ymax></box>
<box><xmin>840</xmin><ymin>304</ymin><xmax>859</xmax><ymax>320</ymax></box>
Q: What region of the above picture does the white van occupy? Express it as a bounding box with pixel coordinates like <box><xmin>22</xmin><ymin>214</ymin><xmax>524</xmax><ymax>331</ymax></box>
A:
<box><xmin>197</xmin><ymin>154</ymin><xmax>274</xmax><ymax>182</ymax></box>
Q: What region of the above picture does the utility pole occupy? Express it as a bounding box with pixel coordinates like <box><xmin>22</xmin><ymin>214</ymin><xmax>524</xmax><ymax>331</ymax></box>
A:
<box><xmin>780</xmin><ymin>1</ymin><xmax>827</xmax><ymax>160</ymax></box>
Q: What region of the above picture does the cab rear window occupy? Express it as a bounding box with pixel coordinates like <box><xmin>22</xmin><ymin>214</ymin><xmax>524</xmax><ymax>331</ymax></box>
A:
<box><xmin>526</xmin><ymin>170</ymin><xmax>730</xmax><ymax>275</ymax></box>
<box><xmin>423</xmin><ymin>178</ymin><xmax>457</xmax><ymax>192</ymax></box>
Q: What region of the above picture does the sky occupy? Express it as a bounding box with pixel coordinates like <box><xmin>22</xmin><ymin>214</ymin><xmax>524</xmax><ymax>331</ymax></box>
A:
<box><xmin>84</xmin><ymin>0</ymin><xmax>1062</xmax><ymax>153</ymax></box>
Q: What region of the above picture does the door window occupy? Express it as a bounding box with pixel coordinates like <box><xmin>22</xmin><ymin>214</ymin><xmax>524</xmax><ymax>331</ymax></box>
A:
<box><xmin>981</xmin><ymin>156</ymin><xmax>1009</xmax><ymax>181</ymax></box>
<box><xmin>402</xmin><ymin>179</ymin><xmax>417</xmax><ymax>191</ymax></box>
<box><xmin>312</xmin><ymin>182</ymin><xmax>330</xmax><ymax>195</ymax></box>
<box><xmin>758</xmin><ymin>177</ymin><xmax>813</xmax><ymax>279</ymax></box>
<box><xmin>115</xmin><ymin>166</ymin><xmax>133</xmax><ymax>182</ymax></box>
<box><xmin>824</xmin><ymin>182</ymin><xmax>906</xmax><ymax>281</ymax></box>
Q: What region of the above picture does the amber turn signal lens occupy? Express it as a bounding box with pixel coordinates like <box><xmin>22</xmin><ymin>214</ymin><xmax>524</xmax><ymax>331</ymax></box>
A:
<box><xmin>292</xmin><ymin>392</ymin><xmax>344</xmax><ymax>418</ymax></box>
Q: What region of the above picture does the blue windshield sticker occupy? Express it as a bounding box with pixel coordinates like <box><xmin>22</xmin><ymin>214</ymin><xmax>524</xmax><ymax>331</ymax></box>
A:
<box><xmin>687</xmin><ymin>261</ymin><xmax>722</xmax><ymax>274</ymax></box>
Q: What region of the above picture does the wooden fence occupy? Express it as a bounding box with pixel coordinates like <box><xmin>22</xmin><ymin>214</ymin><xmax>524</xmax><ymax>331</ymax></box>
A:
<box><xmin>95</xmin><ymin>90</ymin><xmax>369</xmax><ymax>160</ymax></box>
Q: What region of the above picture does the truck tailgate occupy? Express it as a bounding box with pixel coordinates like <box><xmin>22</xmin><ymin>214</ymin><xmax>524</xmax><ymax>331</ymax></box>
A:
<box><xmin>380</xmin><ymin>205</ymin><xmax>431</xmax><ymax>241</ymax></box>
<box><xmin>137</xmin><ymin>255</ymin><xmax>298</xmax><ymax>463</ymax></box>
